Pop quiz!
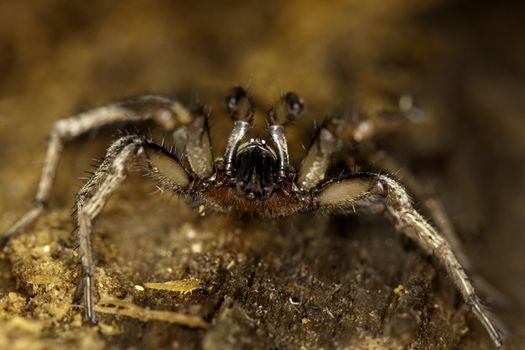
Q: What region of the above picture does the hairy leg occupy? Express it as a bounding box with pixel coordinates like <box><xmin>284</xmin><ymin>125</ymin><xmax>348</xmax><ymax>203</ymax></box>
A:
<box><xmin>358</xmin><ymin>150</ymin><xmax>469</xmax><ymax>266</ymax></box>
<box><xmin>75</xmin><ymin>135</ymin><xmax>191</xmax><ymax>323</ymax></box>
<box><xmin>1</xmin><ymin>95</ymin><xmax>191</xmax><ymax>244</ymax></box>
<box><xmin>295</xmin><ymin>93</ymin><xmax>417</xmax><ymax>191</ymax></box>
<box><xmin>316</xmin><ymin>174</ymin><xmax>503</xmax><ymax>347</ymax></box>
<box><xmin>357</xmin><ymin>149</ymin><xmax>507</xmax><ymax>304</ymax></box>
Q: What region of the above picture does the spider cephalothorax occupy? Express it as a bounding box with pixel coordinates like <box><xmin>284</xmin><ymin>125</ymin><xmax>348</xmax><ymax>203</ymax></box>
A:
<box><xmin>1</xmin><ymin>86</ymin><xmax>504</xmax><ymax>347</ymax></box>
<box><xmin>188</xmin><ymin>87</ymin><xmax>311</xmax><ymax>216</ymax></box>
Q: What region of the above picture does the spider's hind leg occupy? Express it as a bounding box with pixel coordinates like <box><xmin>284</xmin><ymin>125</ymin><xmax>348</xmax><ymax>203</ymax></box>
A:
<box><xmin>316</xmin><ymin>174</ymin><xmax>504</xmax><ymax>347</ymax></box>
<box><xmin>1</xmin><ymin>95</ymin><xmax>191</xmax><ymax>245</ymax></box>
<box><xmin>75</xmin><ymin>134</ymin><xmax>191</xmax><ymax>323</ymax></box>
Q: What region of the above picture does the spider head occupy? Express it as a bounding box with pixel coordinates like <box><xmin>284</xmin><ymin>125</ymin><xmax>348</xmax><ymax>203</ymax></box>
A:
<box><xmin>221</xmin><ymin>87</ymin><xmax>304</xmax><ymax>198</ymax></box>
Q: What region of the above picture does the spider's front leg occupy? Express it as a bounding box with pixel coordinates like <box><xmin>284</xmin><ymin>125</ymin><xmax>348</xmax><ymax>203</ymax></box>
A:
<box><xmin>316</xmin><ymin>96</ymin><xmax>457</xmax><ymax>248</ymax></box>
<box><xmin>356</xmin><ymin>149</ymin><xmax>508</xmax><ymax>305</ymax></box>
<box><xmin>328</xmin><ymin>97</ymin><xmax>506</xmax><ymax>305</ymax></box>
<box><xmin>315</xmin><ymin>174</ymin><xmax>504</xmax><ymax>347</ymax></box>
<box><xmin>1</xmin><ymin>95</ymin><xmax>192</xmax><ymax>245</ymax></box>
<box><xmin>356</xmin><ymin>150</ymin><xmax>465</xmax><ymax>259</ymax></box>
<box><xmin>74</xmin><ymin>113</ymin><xmax>210</xmax><ymax>323</ymax></box>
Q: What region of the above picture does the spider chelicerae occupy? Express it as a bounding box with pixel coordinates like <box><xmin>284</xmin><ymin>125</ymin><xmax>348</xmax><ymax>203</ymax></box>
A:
<box><xmin>1</xmin><ymin>86</ymin><xmax>503</xmax><ymax>347</ymax></box>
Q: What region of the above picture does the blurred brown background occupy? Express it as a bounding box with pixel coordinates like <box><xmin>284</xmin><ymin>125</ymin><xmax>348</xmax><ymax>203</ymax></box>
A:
<box><xmin>0</xmin><ymin>0</ymin><xmax>524</xmax><ymax>349</ymax></box>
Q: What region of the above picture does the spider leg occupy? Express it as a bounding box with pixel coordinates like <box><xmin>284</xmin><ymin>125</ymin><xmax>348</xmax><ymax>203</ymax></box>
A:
<box><xmin>75</xmin><ymin>134</ymin><xmax>191</xmax><ymax>323</ymax></box>
<box><xmin>266</xmin><ymin>92</ymin><xmax>304</xmax><ymax>180</ymax></box>
<box><xmin>295</xmin><ymin>92</ymin><xmax>416</xmax><ymax>191</ymax></box>
<box><xmin>1</xmin><ymin>95</ymin><xmax>192</xmax><ymax>245</ymax></box>
<box><xmin>222</xmin><ymin>86</ymin><xmax>254</xmax><ymax>176</ymax></box>
<box><xmin>297</xmin><ymin>126</ymin><xmax>337</xmax><ymax>190</ymax></box>
<box><xmin>184</xmin><ymin>105</ymin><xmax>214</xmax><ymax>179</ymax></box>
<box><xmin>358</xmin><ymin>149</ymin><xmax>468</xmax><ymax>256</ymax></box>
<box><xmin>357</xmin><ymin>149</ymin><xmax>508</xmax><ymax>305</ymax></box>
<box><xmin>316</xmin><ymin>174</ymin><xmax>504</xmax><ymax>347</ymax></box>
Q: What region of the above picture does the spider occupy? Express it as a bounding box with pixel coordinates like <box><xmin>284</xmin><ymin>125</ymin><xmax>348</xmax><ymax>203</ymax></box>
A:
<box><xmin>1</xmin><ymin>86</ymin><xmax>503</xmax><ymax>347</ymax></box>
